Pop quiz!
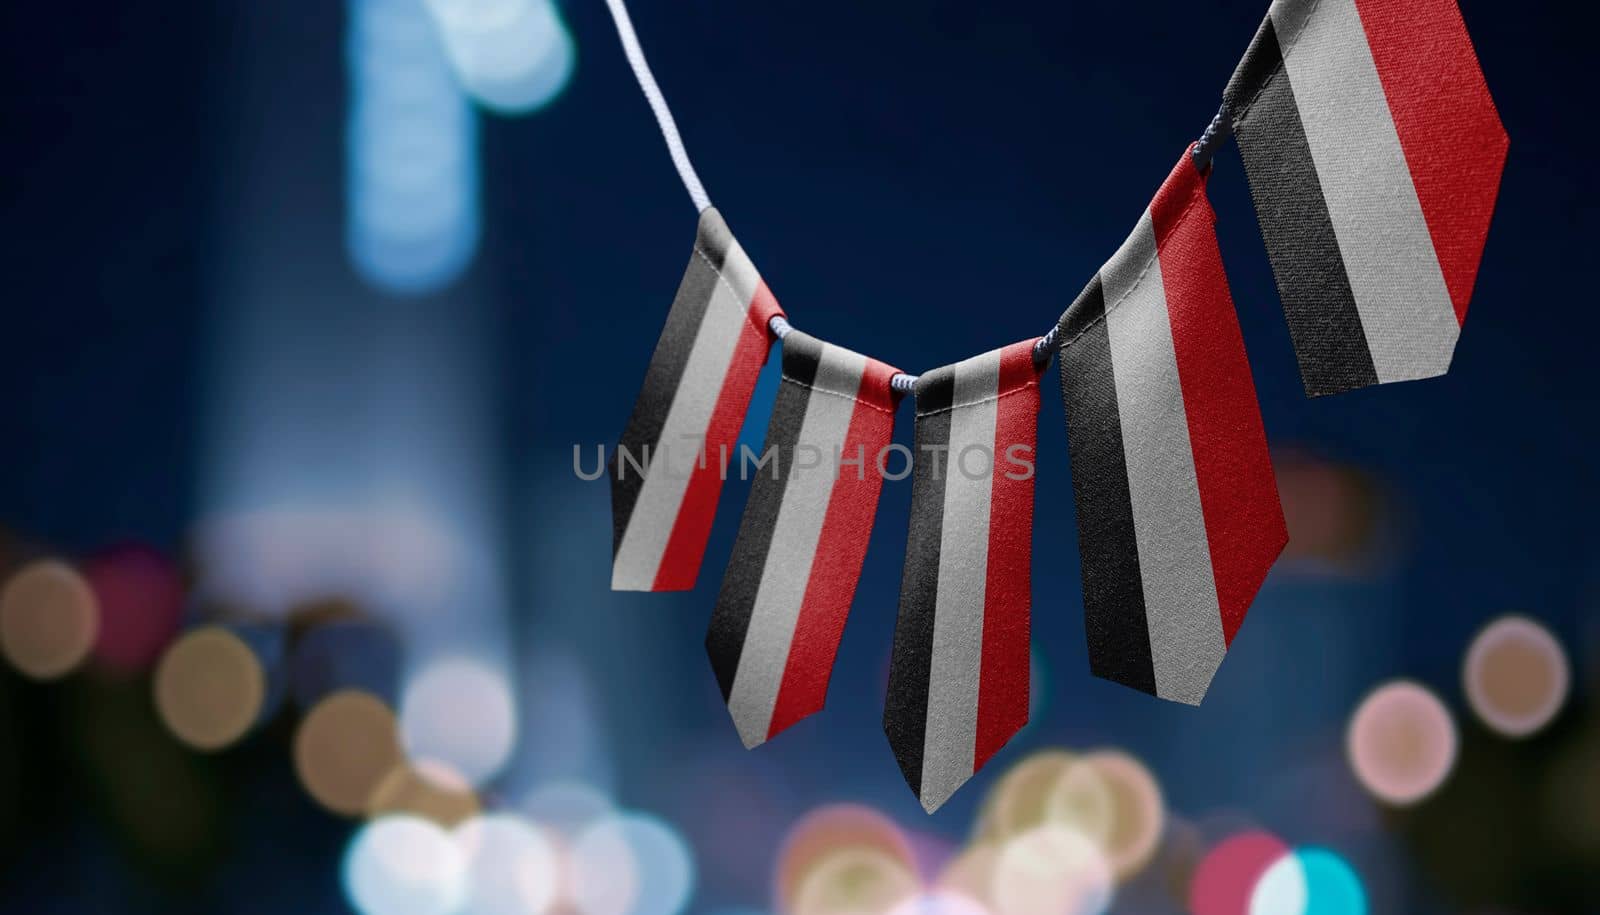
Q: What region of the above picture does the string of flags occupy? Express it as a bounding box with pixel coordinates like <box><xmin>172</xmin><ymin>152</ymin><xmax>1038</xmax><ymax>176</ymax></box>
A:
<box><xmin>602</xmin><ymin>0</ymin><xmax>1507</xmax><ymax>812</ymax></box>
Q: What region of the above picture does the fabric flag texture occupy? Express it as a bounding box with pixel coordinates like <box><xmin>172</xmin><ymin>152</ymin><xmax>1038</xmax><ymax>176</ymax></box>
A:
<box><xmin>706</xmin><ymin>331</ymin><xmax>902</xmax><ymax>748</ymax></box>
<box><xmin>1224</xmin><ymin>0</ymin><xmax>1506</xmax><ymax>396</ymax></box>
<box><xmin>884</xmin><ymin>340</ymin><xmax>1043</xmax><ymax>812</ymax></box>
<box><xmin>1056</xmin><ymin>149</ymin><xmax>1287</xmax><ymax>706</ymax></box>
<box><xmin>611</xmin><ymin>207</ymin><xmax>785</xmax><ymax>592</ymax></box>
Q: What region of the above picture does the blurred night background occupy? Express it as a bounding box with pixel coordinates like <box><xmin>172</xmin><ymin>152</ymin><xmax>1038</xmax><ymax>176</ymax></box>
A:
<box><xmin>0</xmin><ymin>0</ymin><xmax>1593</xmax><ymax>913</ymax></box>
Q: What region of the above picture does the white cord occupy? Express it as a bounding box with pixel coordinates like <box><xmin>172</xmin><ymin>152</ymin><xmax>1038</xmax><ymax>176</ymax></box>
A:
<box><xmin>603</xmin><ymin>0</ymin><xmax>712</xmax><ymax>212</ymax></box>
<box><xmin>606</xmin><ymin>0</ymin><xmax>1231</xmax><ymax>389</ymax></box>
<box><xmin>600</xmin><ymin>6</ymin><xmax>920</xmax><ymax>385</ymax></box>
<box><xmin>770</xmin><ymin>316</ymin><xmax>921</xmax><ymax>391</ymax></box>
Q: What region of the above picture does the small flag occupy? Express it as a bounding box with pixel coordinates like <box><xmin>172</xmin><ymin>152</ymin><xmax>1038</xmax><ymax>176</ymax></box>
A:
<box><xmin>1057</xmin><ymin>150</ymin><xmax>1286</xmax><ymax>705</ymax></box>
<box><xmin>706</xmin><ymin>331</ymin><xmax>902</xmax><ymax>748</ymax></box>
<box><xmin>611</xmin><ymin>207</ymin><xmax>785</xmax><ymax>591</ymax></box>
<box><xmin>885</xmin><ymin>340</ymin><xmax>1043</xmax><ymax>812</ymax></box>
<box><xmin>1224</xmin><ymin>0</ymin><xmax>1507</xmax><ymax>396</ymax></box>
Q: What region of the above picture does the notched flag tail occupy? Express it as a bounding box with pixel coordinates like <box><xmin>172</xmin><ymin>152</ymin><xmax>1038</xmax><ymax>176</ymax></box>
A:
<box><xmin>1224</xmin><ymin>0</ymin><xmax>1507</xmax><ymax>396</ymax></box>
<box><xmin>1056</xmin><ymin>150</ymin><xmax>1287</xmax><ymax>707</ymax></box>
<box><xmin>705</xmin><ymin>331</ymin><xmax>902</xmax><ymax>748</ymax></box>
<box><xmin>885</xmin><ymin>341</ymin><xmax>1043</xmax><ymax>813</ymax></box>
<box><xmin>611</xmin><ymin>207</ymin><xmax>785</xmax><ymax>592</ymax></box>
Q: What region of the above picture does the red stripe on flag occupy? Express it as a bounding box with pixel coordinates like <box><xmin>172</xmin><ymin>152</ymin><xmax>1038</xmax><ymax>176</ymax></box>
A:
<box><xmin>1354</xmin><ymin>0</ymin><xmax>1507</xmax><ymax>324</ymax></box>
<box><xmin>767</xmin><ymin>359</ymin><xmax>900</xmax><ymax>739</ymax></box>
<box><xmin>974</xmin><ymin>341</ymin><xmax>1039</xmax><ymax>771</ymax></box>
<box><xmin>1154</xmin><ymin>154</ymin><xmax>1286</xmax><ymax>646</ymax></box>
<box><xmin>653</xmin><ymin>281</ymin><xmax>785</xmax><ymax>591</ymax></box>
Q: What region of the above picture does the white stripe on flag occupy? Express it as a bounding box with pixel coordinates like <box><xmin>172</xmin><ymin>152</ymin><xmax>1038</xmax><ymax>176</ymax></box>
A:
<box><xmin>1274</xmin><ymin>0</ymin><xmax>1458</xmax><ymax>383</ymax></box>
<box><xmin>726</xmin><ymin>345</ymin><xmax>867</xmax><ymax>747</ymax></box>
<box><xmin>717</xmin><ymin>237</ymin><xmax>763</xmax><ymax>309</ymax></box>
<box><xmin>1103</xmin><ymin>212</ymin><xmax>1226</xmax><ymax>705</ymax></box>
<box><xmin>611</xmin><ymin>242</ymin><xmax>760</xmax><ymax>590</ymax></box>
<box><xmin>920</xmin><ymin>351</ymin><xmax>998</xmax><ymax>812</ymax></box>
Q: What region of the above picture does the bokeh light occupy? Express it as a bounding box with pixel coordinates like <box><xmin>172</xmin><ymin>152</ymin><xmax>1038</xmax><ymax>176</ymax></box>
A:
<box><xmin>521</xmin><ymin>780</ymin><xmax>614</xmax><ymax>838</ymax></box>
<box><xmin>0</xmin><ymin>558</ymin><xmax>98</xmax><ymax>679</ymax></box>
<box><xmin>936</xmin><ymin>841</ymin><xmax>1000</xmax><ymax>904</ymax></box>
<box><xmin>154</xmin><ymin>626</ymin><xmax>268</xmax><ymax>751</ymax></box>
<box><xmin>1463</xmin><ymin>615</ymin><xmax>1569</xmax><ymax>738</ymax></box>
<box><xmin>903</xmin><ymin>829</ymin><xmax>959</xmax><ymax>885</ymax></box>
<box><xmin>1042</xmin><ymin>757</ymin><xmax>1115</xmax><ymax>850</ymax></box>
<box><xmin>888</xmin><ymin>890</ymin><xmax>992</xmax><ymax>915</ymax></box>
<box><xmin>1248</xmin><ymin>851</ymin><xmax>1307</xmax><ymax>915</ymax></box>
<box><xmin>974</xmin><ymin>746</ymin><xmax>1154</xmax><ymax>887</ymax></box>
<box><xmin>569</xmin><ymin>812</ymin><xmax>695</xmax><ymax>915</ymax></box>
<box><xmin>400</xmin><ymin>656</ymin><xmax>516</xmax><ymax>786</ymax></box>
<box><xmin>777</xmin><ymin>804</ymin><xmax>915</xmax><ymax>913</ymax></box>
<box><xmin>1252</xmin><ymin>848</ymin><xmax>1367</xmax><ymax>915</ymax></box>
<box><xmin>790</xmin><ymin>846</ymin><xmax>921</xmax><ymax>915</ymax></box>
<box><xmin>344</xmin><ymin>814</ymin><xmax>468</xmax><ymax>915</ymax></box>
<box><xmin>347</xmin><ymin>0</ymin><xmax>480</xmax><ymax>294</ymax></box>
<box><xmin>1189</xmin><ymin>831</ymin><xmax>1290</xmax><ymax>915</ymax></box>
<box><xmin>454</xmin><ymin>813</ymin><xmax>560</xmax><ymax>915</ymax></box>
<box><xmin>194</xmin><ymin>510</ymin><xmax>462</xmax><ymax>622</ymax></box>
<box><xmin>568</xmin><ymin>820</ymin><xmax>641</xmax><ymax>915</ymax></box>
<box><xmin>369</xmin><ymin>757</ymin><xmax>483</xmax><ymax>826</ymax></box>
<box><xmin>990</xmin><ymin>825</ymin><xmax>1114</xmax><ymax>915</ymax></box>
<box><xmin>1346</xmin><ymin>681</ymin><xmax>1457</xmax><ymax>806</ymax></box>
<box><xmin>83</xmin><ymin>543</ymin><xmax>185</xmax><ymax>674</ymax></box>
<box><xmin>976</xmin><ymin>750</ymin><xmax>1079</xmax><ymax>842</ymax></box>
<box><xmin>425</xmin><ymin>0</ymin><xmax>576</xmax><ymax>114</ymax></box>
<box><xmin>1296</xmin><ymin>849</ymin><xmax>1365</xmax><ymax>915</ymax></box>
<box><xmin>1065</xmin><ymin>751</ymin><xmax>1165</xmax><ymax>881</ymax></box>
<box><xmin>1273</xmin><ymin>454</ymin><xmax>1385</xmax><ymax>573</ymax></box>
<box><xmin>294</xmin><ymin>688</ymin><xmax>405</xmax><ymax>816</ymax></box>
<box><xmin>615</xmin><ymin>814</ymin><xmax>696</xmax><ymax>915</ymax></box>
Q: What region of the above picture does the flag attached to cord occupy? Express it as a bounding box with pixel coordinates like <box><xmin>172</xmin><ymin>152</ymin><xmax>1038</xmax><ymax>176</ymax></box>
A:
<box><xmin>1224</xmin><ymin>0</ymin><xmax>1507</xmax><ymax>396</ymax></box>
<box><xmin>611</xmin><ymin>207</ymin><xmax>785</xmax><ymax>591</ymax></box>
<box><xmin>885</xmin><ymin>340</ymin><xmax>1043</xmax><ymax>813</ymax></box>
<box><xmin>706</xmin><ymin>331</ymin><xmax>902</xmax><ymax>748</ymax></box>
<box><xmin>1057</xmin><ymin>149</ymin><xmax>1286</xmax><ymax>705</ymax></box>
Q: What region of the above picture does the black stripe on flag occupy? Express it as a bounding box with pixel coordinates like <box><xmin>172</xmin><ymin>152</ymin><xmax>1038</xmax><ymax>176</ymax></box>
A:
<box><xmin>883</xmin><ymin>367</ymin><xmax>954</xmax><ymax>799</ymax></box>
<box><xmin>1225</xmin><ymin>16</ymin><xmax>1379</xmax><ymax>396</ymax></box>
<box><xmin>610</xmin><ymin>213</ymin><xmax>737</xmax><ymax>552</ymax></box>
<box><xmin>704</xmin><ymin>334</ymin><xmax>822</xmax><ymax>702</ymax></box>
<box><xmin>1055</xmin><ymin>276</ymin><xmax>1159</xmax><ymax>697</ymax></box>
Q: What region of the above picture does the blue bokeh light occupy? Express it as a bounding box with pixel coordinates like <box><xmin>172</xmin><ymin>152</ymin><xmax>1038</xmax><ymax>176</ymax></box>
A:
<box><xmin>343</xmin><ymin>815</ymin><xmax>467</xmax><ymax>915</ymax></box>
<box><xmin>1298</xmin><ymin>848</ymin><xmax>1366</xmax><ymax>915</ymax></box>
<box><xmin>1250</xmin><ymin>847</ymin><xmax>1368</xmax><ymax>915</ymax></box>
<box><xmin>572</xmin><ymin>812</ymin><xmax>697</xmax><ymax>915</ymax></box>
<box><xmin>347</xmin><ymin>0</ymin><xmax>480</xmax><ymax>295</ymax></box>
<box><xmin>426</xmin><ymin>0</ymin><xmax>576</xmax><ymax>114</ymax></box>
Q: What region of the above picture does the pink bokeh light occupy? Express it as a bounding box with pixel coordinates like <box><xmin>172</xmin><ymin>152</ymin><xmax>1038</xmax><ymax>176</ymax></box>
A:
<box><xmin>86</xmin><ymin>543</ymin><xmax>184</xmax><ymax>674</ymax></box>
